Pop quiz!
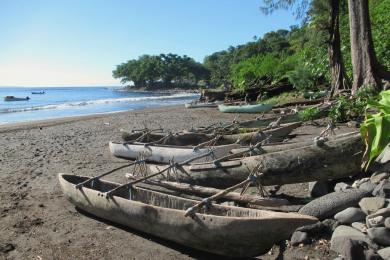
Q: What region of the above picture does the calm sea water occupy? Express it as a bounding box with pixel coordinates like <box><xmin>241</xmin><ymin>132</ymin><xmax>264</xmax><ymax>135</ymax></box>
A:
<box><xmin>0</xmin><ymin>87</ymin><xmax>199</xmax><ymax>124</ymax></box>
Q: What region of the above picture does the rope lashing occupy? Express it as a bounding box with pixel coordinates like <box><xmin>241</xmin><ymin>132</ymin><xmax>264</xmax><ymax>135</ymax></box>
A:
<box><xmin>193</xmin><ymin>135</ymin><xmax>221</xmax><ymax>151</ymax></box>
<box><xmin>142</xmin><ymin>132</ymin><xmax>173</xmax><ymax>147</ymax></box>
<box><xmin>184</xmin><ymin>168</ymin><xmax>265</xmax><ymax>217</ymax></box>
<box><xmin>104</xmin><ymin>150</ymin><xmax>214</xmax><ymax>199</ymax></box>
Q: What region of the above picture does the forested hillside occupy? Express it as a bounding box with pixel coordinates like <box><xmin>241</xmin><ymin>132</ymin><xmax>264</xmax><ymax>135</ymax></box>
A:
<box><xmin>113</xmin><ymin>0</ymin><xmax>390</xmax><ymax>93</ymax></box>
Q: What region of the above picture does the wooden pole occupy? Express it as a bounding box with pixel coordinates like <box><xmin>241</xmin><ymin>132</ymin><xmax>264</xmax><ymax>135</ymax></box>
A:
<box><xmin>184</xmin><ymin>173</ymin><xmax>263</xmax><ymax>217</ymax></box>
<box><xmin>105</xmin><ymin>150</ymin><xmax>215</xmax><ymax>198</ymax></box>
<box><xmin>75</xmin><ymin>159</ymin><xmax>145</xmax><ymax>189</ymax></box>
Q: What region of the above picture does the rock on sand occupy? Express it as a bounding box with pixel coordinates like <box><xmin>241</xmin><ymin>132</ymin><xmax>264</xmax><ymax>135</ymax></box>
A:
<box><xmin>299</xmin><ymin>189</ymin><xmax>371</xmax><ymax>220</ymax></box>
<box><xmin>334</xmin><ymin>207</ymin><xmax>366</xmax><ymax>224</ymax></box>
<box><xmin>330</xmin><ymin>225</ymin><xmax>371</xmax><ymax>254</ymax></box>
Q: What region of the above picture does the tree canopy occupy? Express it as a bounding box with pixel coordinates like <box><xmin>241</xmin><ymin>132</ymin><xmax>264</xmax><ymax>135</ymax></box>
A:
<box><xmin>113</xmin><ymin>53</ymin><xmax>209</xmax><ymax>89</ymax></box>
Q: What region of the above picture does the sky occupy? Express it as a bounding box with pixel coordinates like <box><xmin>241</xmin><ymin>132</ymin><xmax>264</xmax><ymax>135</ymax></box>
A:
<box><xmin>0</xmin><ymin>0</ymin><xmax>298</xmax><ymax>87</ymax></box>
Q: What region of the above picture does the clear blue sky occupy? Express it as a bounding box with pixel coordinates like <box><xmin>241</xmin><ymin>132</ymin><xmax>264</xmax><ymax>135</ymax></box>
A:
<box><xmin>0</xmin><ymin>0</ymin><xmax>298</xmax><ymax>87</ymax></box>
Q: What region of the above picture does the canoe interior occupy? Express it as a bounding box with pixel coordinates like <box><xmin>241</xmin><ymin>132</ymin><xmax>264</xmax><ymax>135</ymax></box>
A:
<box><xmin>64</xmin><ymin>174</ymin><xmax>275</xmax><ymax>218</ymax></box>
<box><xmin>121</xmin><ymin>131</ymin><xmax>213</xmax><ymax>146</ymax></box>
<box><xmin>112</xmin><ymin>141</ymin><xmax>194</xmax><ymax>149</ymax></box>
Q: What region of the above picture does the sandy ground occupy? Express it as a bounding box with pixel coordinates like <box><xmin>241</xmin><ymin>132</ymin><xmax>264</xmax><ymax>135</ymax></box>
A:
<box><xmin>0</xmin><ymin>105</ymin><xmax>354</xmax><ymax>260</ymax></box>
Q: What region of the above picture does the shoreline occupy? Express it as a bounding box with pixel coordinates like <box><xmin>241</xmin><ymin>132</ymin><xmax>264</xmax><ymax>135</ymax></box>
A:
<box><xmin>0</xmin><ymin>105</ymin><xmax>261</xmax><ymax>259</ymax></box>
<box><xmin>0</xmin><ymin>105</ymin><xmax>341</xmax><ymax>259</ymax></box>
<box><xmin>0</xmin><ymin>107</ymin><xmax>151</xmax><ymax>133</ymax></box>
<box><xmin>0</xmin><ymin>88</ymin><xmax>200</xmax><ymax>128</ymax></box>
<box><xmin>0</xmin><ymin>109</ymin><xmax>134</xmax><ymax>132</ymax></box>
<box><xmin>0</xmin><ymin>104</ymin><xmax>208</xmax><ymax>133</ymax></box>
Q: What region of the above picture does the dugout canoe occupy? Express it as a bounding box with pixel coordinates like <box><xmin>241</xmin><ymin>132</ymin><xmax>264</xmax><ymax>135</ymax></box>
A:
<box><xmin>109</xmin><ymin>142</ymin><xmax>241</xmax><ymax>163</ymax></box>
<box><xmin>121</xmin><ymin>122</ymin><xmax>301</xmax><ymax>146</ymax></box>
<box><xmin>220</xmin><ymin>121</ymin><xmax>301</xmax><ymax>144</ymax></box>
<box><xmin>121</xmin><ymin>131</ymin><xmax>212</xmax><ymax>145</ymax></box>
<box><xmin>218</xmin><ymin>103</ymin><xmax>273</xmax><ymax>113</ymax></box>
<box><xmin>238</xmin><ymin>102</ymin><xmax>332</xmax><ymax>128</ymax></box>
<box><xmin>59</xmin><ymin>173</ymin><xmax>317</xmax><ymax>257</ymax></box>
<box><xmin>148</xmin><ymin>133</ymin><xmax>363</xmax><ymax>188</ymax></box>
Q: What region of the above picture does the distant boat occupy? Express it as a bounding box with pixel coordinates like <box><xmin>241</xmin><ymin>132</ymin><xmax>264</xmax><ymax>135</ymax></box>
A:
<box><xmin>4</xmin><ymin>96</ymin><xmax>30</xmax><ymax>101</ymax></box>
<box><xmin>31</xmin><ymin>91</ymin><xmax>45</xmax><ymax>94</ymax></box>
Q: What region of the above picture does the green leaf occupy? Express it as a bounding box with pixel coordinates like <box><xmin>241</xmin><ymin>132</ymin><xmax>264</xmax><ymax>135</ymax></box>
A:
<box><xmin>361</xmin><ymin>90</ymin><xmax>390</xmax><ymax>170</ymax></box>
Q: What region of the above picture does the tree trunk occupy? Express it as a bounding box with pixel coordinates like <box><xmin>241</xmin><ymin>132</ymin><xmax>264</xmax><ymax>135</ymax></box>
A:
<box><xmin>329</xmin><ymin>0</ymin><xmax>349</xmax><ymax>97</ymax></box>
<box><xmin>348</xmin><ymin>0</ymin><xmax>390</xmax><ymax>94</ymax></box>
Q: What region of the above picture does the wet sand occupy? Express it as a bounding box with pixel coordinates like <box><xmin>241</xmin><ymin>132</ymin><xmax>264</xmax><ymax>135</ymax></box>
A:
<box><xmin>0</xmin><ymin>105</ymin><xmax>342</xmax><ymax>259</ymax></box>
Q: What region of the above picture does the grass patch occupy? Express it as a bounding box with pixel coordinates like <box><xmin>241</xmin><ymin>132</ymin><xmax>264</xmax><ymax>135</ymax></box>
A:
<box><xmin>261</xmin><ymin>91</ymin><xmax>300</xmax><ymax>105</ymax></box>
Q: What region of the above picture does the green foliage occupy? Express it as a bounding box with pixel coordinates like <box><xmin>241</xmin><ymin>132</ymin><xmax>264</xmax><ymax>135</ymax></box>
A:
<box><xmin>230</xmin><ymin>54</ymin><xmax>278</xmax><ymax>90</ymax></box>
<box><xmin>287</xmin><ymin>65</ymin><xmax>317</xmax><ymax>93</ymax></box>
<box><xmin>298</xmin><ymin>107</ymin><xmax>321</xmax><ymax>121</ymax></box>
<box><xmin>202</xmin><ymin>0</ymin><xmax>390</xmax><ymax>92</ymax></box>
<box><xmin>328</xmin><ymin>95</ymin><xmax>366</xmax><ymax>123</ymax></box>
<box><xmin>113</xmin><ymin>53</ymin><xmax>209</xmax><ymax>89</ymax></box>
<box><xmin>204</xmin><ymin>29</ymin><xmax>294</xmax><ymax>89</ymax></box>
<box><xmin>113</xmin><ymin>0</ymin><xmax>390</xmax><ymax>93</ymax></box>
<box><xmin>370</xmin><ymin>0</ymin><xmax>390</xmax><ymax>70</ymax></box>
<box><xmin>329</xmin><ymin>87</ymin><xmax>376</xmax><ymax>123</ymax></box>
<box><xmin>230</xmin><ymin>53</ymin><xmax>300</xmax><ymax>90</ymax></box>
<box><xmin>361</xmin><ymin>90</ymin><xmax>390</xmax><ymax>170</ymax></box>
<box><xmin>261</xmin><ymin>91</ymin><xmax>299</xmax><ymax>105</ymax></box>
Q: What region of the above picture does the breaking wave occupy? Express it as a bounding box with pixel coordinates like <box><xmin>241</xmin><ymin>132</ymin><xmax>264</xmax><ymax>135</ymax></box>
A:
<box><xmin>0</xmin><ymin>92</ymin><xmax>199</xmax><ymax>114</ymax></box>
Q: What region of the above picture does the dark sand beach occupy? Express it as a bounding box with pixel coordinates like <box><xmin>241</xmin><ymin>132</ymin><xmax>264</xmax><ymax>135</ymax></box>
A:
<box><xmin>0</xmin><ymin>105</ymin><xmax>348</xmax><ymax>259</ymax></box>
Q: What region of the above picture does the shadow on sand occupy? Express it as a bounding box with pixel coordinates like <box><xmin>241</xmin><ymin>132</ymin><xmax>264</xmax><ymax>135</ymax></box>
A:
<box><xmin>75</xmin><ymin>207</ymin><xmax>260</xmax><ymax>260</ymax></box>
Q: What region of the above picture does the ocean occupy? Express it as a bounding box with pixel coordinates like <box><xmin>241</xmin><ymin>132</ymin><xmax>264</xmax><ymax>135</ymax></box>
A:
<box><xmin>0</xmin><ymin>87</ymin><xmax>199</xmax><ymax>124</ymax></box>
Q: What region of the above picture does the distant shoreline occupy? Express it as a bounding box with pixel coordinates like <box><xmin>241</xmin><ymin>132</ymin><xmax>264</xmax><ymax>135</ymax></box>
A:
<box><xmin>0</xmin><ymin>87</ymin><xmax>200</xmax><ymax>125</ymax></box>
<box><xmin>119</xmin><ymin>87</ymin><xmax>200</xmax><ymax>94</ymax></box>
<box><xmin>0</xmin><ymin>104</ymin><xmax>182</xmax><ymax>132</ymax></box>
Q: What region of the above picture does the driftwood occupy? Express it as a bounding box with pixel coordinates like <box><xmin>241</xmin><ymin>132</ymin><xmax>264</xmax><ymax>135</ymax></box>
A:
<box><xmin>149</xmin><ymin>134</ymin><xmax>363</xmax><ymax>188</ymax></box>
<box><xmin>272</xmin><ymin>98</ymin><xmax>327</xmax><ymax>109</ymax></box>
<box><xmin>230</xmin><ymin>131</ymin><xmax>360</xmax><ymax>155</ymax></box>
<box><xmin>200</xmin><ymin>89</ymin><xmax>227</xmax><ymax>102</ymax></box>
<box><xmin>126</xmin><ymin>174</ymin><xmax>289</xmax><ymax>207</ymax></box>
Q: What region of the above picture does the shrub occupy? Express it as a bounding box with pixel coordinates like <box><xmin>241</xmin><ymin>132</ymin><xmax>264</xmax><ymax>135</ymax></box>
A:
<box><xmin>287</xmin><ymin>66</ymin><xmax>317</xmax><ymax>93</ymax></box>
<box><xmin>298</xmin><ymin>107</ymin><xmax>321</xmax><ymax>121</ymax></box>
<box><xmin>329</xmin><ymin>86</ymin><xmax>376</xmax><ymax>123</ymax></box>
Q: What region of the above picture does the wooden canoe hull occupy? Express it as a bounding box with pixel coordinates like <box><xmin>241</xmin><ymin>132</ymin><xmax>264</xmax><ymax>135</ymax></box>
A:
<box><xmin>121</xmin><ymin>131</ymin><xmax>212</xmax><ymax>145</ymax></box>
<box><xmin>238</xmin><ymin>103</ymin><xmax>331</xmax><ymax>128</ymax></box>
<box><xmin>59</xmin><ymin>174</ymin><xmax>317</xmax><ymax>257</ymax></box>
<box><xmin>218</xmin><ymin>103</ymin><xmax>273</xmax><ymax>113</ymax></box>
<box><xmin>109</xmin><ymin>142</ymin><xmax>241</xmax><ymax>163</ymax></box>
<box><xmin>148</xmin><ymin>134</ymin><xmax>363</xmax><ymax>188</ymax></box>
<box><xmin>220</xmin><ymin>121</ymin><xmax>302</xmax><ymax>144</ymax></box>
<box><xmin>238</xmin><ymin>114</ymin><xmax>300</xmax><ymax>128</ymax></box>
<box><xmin>121</xmin><ymin>122</ymin><xmax>301</xmax><ymax>146</ymax></box>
